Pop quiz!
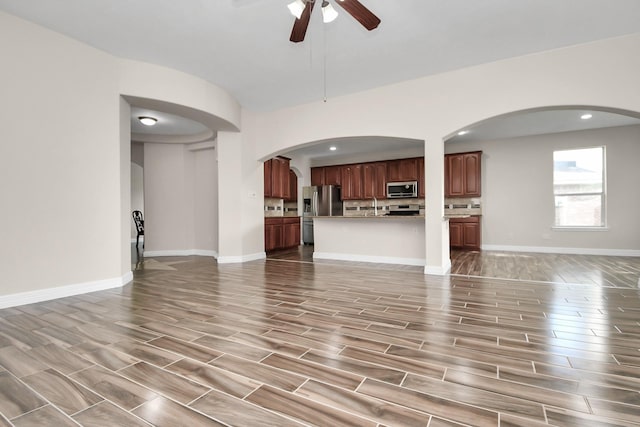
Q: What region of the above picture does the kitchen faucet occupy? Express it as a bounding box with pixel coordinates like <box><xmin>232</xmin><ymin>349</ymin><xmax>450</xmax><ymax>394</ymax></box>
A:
<box><xmin>373</xmin><ymin>197</ymin><xmax>378</xmax><ymax>216</ymax></box>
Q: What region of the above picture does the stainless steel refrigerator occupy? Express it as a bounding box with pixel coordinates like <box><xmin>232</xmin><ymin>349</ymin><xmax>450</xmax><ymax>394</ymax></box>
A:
<box><xmin>306</xmin><ymin>185</ymin><xmax>343</xmax><ymax>216</ymax></box>
<box><xmin>302</xmin><ymin>185</ymin><xmax>342</xmax><ymax>244</ymax></box>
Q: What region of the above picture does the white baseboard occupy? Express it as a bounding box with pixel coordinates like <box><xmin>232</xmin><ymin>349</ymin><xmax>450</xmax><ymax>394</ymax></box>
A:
<box><xmin>217</xmin><ymin>252</ymin><xmax>266</xmax><ymax>264</ymax></box>
<box><xmin>482</xmin><ymin>244</ymin><xmax>640</xmax><ymax>257</ymax></box>
<box><xmin>313</xmin><ymin>252</ymin><xmax>425</xmax><ymax>267</ymax></box>
<box><xmin>142</xmin><ymin>249</ymin><xmax>218</xmax><ymax>258</ymax></box>
<box><xmin>425</xmin><ymin>258</ymin><xmax>452</xmax><ymax>276</ymax></box>
<box><xmin>0</xmin><ymin>272</ymin><xmax>133</xmax><ymax>309</ymax></box>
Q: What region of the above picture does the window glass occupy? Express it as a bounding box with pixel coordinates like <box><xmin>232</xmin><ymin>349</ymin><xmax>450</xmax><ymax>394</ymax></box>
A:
<box><xmin>553</xmin><ymin>147</ymin><xmax>605</xmax><ymax>227</ymax></box>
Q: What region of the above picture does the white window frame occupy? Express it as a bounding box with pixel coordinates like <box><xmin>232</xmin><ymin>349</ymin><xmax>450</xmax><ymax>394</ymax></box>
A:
<box><xmin>552</xmin><ymin>146</ymin><xmax>606</xmax><ymax>230</ymax></box>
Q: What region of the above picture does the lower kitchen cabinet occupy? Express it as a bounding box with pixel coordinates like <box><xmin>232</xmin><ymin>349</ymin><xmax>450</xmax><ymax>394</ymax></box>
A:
<box><xmin>449</xmin><ymin>216</ymin><xmax>481</xmax><ymax>250</ymax></box>
<box><xmin>265</xmin><ymin>217</ymin><xmax>300</xmax><ymax>252</ymax></box>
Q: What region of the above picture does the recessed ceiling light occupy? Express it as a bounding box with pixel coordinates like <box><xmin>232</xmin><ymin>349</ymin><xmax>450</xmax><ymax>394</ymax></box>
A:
<box><xmin>138</xmin><ymin>116</ymin><xmax>158</xmax><ymax>126</ymax></box>
<box><xmin>457</xmin><ymin>130</ymin><xmax>469</xmax><ymax>136</ymax></box>
<box><xmin>329</xmin><ymin>146</ymin><xmax>337</xmax><ymax>151</ymax></box>
<box><xmin>580</xmin><ymin>113</ymin><xmax>593</xmax><ymax>120</ymax></box>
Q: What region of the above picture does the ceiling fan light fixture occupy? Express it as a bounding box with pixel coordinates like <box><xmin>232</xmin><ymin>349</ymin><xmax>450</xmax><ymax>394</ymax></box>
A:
<box><xmin>288</xmin><ymin>0</ymin><xmax>306</xmax><ymax>19</ymax></box>
<box><xmin>322</xmin><ymin>1</ymin><xmax>338</xmax><ymax>23</ymax></box>
<box><xmin>138</xmin><ymin>116</ymin><xmax>157</xmax><ymax>126</ymax></box>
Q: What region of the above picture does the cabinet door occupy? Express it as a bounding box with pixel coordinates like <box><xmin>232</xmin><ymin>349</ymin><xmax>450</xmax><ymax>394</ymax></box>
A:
<box><xmin>362</xmin><ymin>163</ymin><xmax>376</xmax><ymax>199</ymax></box>
<box><xmin>282</xmin><ymin>218</ymin><xmax>300</xmax><ymax>248</ymax></box>
<box><xmin>271</xmin><ymin>158</ymin><xmax>283</xmax><ymax>198</ymax></box>
<box><xmin>373</xmin><ymin>162</ymin><xmax>387</xmax><ymax>198</ymax></box>
<box><xmin>265</xmin><ymin>220</ymin><xmax>283</xmax><ymax>252</ymax></box>
<box><xmin>446</xmin><ymin>154</ymin><xmax>465</xmax><ymax>197</ymax></box>
<box><xmin>288</xmin><ymin>169</ymin><xmax>298</xmax><ymax>201</ymax></box>
<box><xmin>449</xmin><ymin>216</ymin><xmax>480</xmax><ymax>250</ymax></box>
<box><xmin>388</xmin><ymin>158</ymin><xmax>418</xmax><ymax>182</ymax></box>
<box><xmin>324</xmin><ymin>166</ymin><xmax>342</xmax><ymax>186</ymax></box>
<box><xmin>462</xmin><ymin>221</ymin><xmax>480</xmax><ymax>250</ymax></box>
<box><xmin>417</xmin><ymin>157</ymin><xmax>425</xmax><ymax>198</ymax></box>
<box><xmin>449</xmin><ymin>221</ymin><xmax>463</xmax><ymax>247</ymax></box>
<box><xmin>463</xmin><ymin>152</ymin><xmax>481</xmax><ymax>196</ymax></box>
<box><xmin>279</xmin><ymin>158</ymin><xmax>291</xmax><ymax>200</ymax></box>
<box><xmin>311</xmin><ymin>167</ymin><xmax>325</xmax><ymax>186</ymax></box>
<box><xmin>264</xmin><ymin>159</ymin><xmax>273</xmax><ymax>197</ymax></box>
<box><xmin>341</xmin><ymin>164</ymin><xmax>363</xmax><ymax>200</ymax></box>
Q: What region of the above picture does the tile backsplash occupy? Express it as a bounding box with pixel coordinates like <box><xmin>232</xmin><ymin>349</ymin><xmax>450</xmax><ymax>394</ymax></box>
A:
<box><xmin>264</xmin><ymin>198</ymin><xmax>284</xmax><ymax>217</ymax></box>
<box><xmin>343</xmin><ymin>199</ymin><xmax>425</xmax><ymax>217</ymax></box>
<box><xmin>444</xmin><ymin>197</ymin><xmax>482</xmax><ymax>215</ymax></box>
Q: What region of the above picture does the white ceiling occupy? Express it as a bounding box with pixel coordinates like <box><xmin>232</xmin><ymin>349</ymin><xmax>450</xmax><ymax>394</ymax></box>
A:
<box><xmin>3</xmin><ymin>1</ymin><xmax>640</xmax><ymax>153</ymax></box>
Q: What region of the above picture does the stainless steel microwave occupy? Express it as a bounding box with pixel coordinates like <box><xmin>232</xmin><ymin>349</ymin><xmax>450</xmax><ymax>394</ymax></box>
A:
<box><xmin>387</xmin><ymin>181</ymin><xmax>418</xmax><ymax>199</ymax></box>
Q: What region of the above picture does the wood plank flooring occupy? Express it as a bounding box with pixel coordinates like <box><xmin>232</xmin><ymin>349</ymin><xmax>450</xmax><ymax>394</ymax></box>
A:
<box><xmin>1</xmin><ymin>252</ymin><xmax>640</xmax><ymax>426</ymax></box>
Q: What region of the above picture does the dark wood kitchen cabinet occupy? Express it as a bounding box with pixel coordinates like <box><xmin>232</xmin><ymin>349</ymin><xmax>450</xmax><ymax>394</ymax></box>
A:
<box><xmin>445</xmin><ymin>151</ymin><xmax>481</xmax><ymax>197</ymax></box>
<box><xmin>288</xmin><ymin>169</ymin><xmax>298</xmax><ymax>201</ymax></box>
<box><xmin>362</xmin><ymin>162</ymin><xmax>387</xmax><ymax>199</ymax></box>
<box><xmin>265</xmin><ymin>217</ymin><xmax>300</xmax><ymax>252</ymax></box>
<box><xmin>311</xmin><ymin>167</ymin><xmax>324</xmax><ymax>186</ymax></box>
<box><xmin>387</xmin><ymin>157</ymin><xmax>419</xmax><ymax>182</ymax></box>
<box><xmin>311</xmin><ymin>165</ymin><xmax>341</xmax><ymax>186</ymax></box>
<box><xmin>341</xmin><ymin>164</ymin><xmax>363</xmax><ymax>200</ymax></box>
<box><xmin>324</xmin><ymin>165</ymin><xmax>342</xmax><ymax>186</ymax></box>
<box><xmin>264</xmin><ymin>157</ymin><xmax>291</xmax><ymax>199</ymax></box>
<box><xmin>264</xmin><ymin>218</ymin><xmax>284</xmax><ymax>252</ymax></box>
<box><xmin>263</xmin><ymin>159</ymin><xmax>272</xmax><ymax>197</ymax></box>
<box><xmin>449</xmin><ymin>216</ymin><xmax>481</xmax><ymax>250</ymax></box>
<box><xmin>283</xmin><ymin>217</ymin><xmax>301</xmax><ymax>248</ymax></box>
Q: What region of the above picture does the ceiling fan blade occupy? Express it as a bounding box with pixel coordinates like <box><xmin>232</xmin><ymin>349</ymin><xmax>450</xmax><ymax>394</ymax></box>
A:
<box><xmin>335</xmin><ymin>0</ymin><xmax>380</xmax><ymax>31</ymax></box>
<box><xmin>290</xmin><ymin>1</ymin><xmax>316</xmax><ymax>43</ymax></box>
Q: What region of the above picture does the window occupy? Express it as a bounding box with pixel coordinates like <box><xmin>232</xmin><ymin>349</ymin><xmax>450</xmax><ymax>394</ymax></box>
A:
<box><xmin>553</xmin><ymin>146</ymin><xmax>605</xmax><ymax>227</ymax></box>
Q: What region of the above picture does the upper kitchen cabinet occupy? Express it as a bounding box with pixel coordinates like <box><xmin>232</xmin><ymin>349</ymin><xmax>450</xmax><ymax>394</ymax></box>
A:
<box><xmin>362</xmin><ymin>162</ymin><xmax>387</xmax><ymax>199</ymax></box>
<box><xmin>311</xmin><ymin>167</ymin><xmax>325</xmax><ymax>186</ymax></box>
<box><xmin>324</xmin><ymin>165</ymin><xmax>342</xmax><ymax>186</ymax></box>
<box><xmin>445</xmin><ymin>151</ymin><xmax>481</xmax><ymax>197</ymax></box>
<box><xmin>264</xmin><ymin>158</ymin><xmax>273</xmax><ymax>197</ymax></box>
<box><xmin>311</xmin><ymin>165</ymin><xmax>341</xmax><ymax>186</ymax></box>
<box><xmin>264</xmin><ymin>156</ymin><xmax>290</xmax><ymax>199</ymax></box>
<box><xmin>387</xmin><ymin>158</ymin><xmax>419</xmax><ymax>182</ymax></box>
<box><xmin>341</xmin><ymin>164</ymin><xmax>363</xmax><ymax>200</ymax></box>
<box><xmin>288</xmin><ymin>169</ymin><xmax>298</xmax><ymax>201</ymax></box>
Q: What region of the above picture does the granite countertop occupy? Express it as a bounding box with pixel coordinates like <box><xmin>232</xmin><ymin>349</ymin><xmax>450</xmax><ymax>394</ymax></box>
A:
<box><xmin>311</xmin><ymin>215</ymin><xmax>425</xmax><ymax>219</ymax></box>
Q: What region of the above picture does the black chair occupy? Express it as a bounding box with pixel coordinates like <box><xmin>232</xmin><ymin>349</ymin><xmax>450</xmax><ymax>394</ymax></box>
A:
<box><xmin>132</xmin><ymin>210</ymin><xmax>144</xmax><ymax>249</ymax></box>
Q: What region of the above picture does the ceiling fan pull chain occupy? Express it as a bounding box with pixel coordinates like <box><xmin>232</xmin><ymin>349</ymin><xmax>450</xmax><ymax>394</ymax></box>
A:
<box><xmin>323</xmin><ymin>22</ymin><xmax>327</xmax><ymax>103</ymax></box>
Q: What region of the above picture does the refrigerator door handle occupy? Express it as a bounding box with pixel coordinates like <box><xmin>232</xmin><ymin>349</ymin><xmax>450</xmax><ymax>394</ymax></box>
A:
<box><xmin>313</xmin><ymin>191</ymin><xmax>318</xmax><ymax>216</ymax></box>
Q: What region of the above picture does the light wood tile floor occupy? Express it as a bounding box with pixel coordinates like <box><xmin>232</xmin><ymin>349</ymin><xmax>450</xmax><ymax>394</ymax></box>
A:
<box><xmin>1</xmin><ymin>251</ymin><xmax>640</xmax><ymax>426</ymax></box>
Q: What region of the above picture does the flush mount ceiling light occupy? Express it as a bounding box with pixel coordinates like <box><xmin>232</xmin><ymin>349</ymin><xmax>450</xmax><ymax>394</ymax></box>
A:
<box><xmin>457</xmin><ymin>130</ymin><xmax>469</xmax><ymax>136</ymax></box>
<box><xmin>581</xmin><ymin>113</ymin><xmax>593</xmax><ymax>120</ymax></box>
<box><xmin>138</xmin><ymin>116</ymin><xmax>158</xmax><ymax>126</ymax></box>
<box><xmin>329</xmin><ymin>146</ymin><xmax>337</xmax><ymax>151</ymax></box>
<box><xmin>287</xmin><ymin>0</ymin><xmax>305</xmax><ymax>19</ymax></box>
<box><xmin>321</xmin><ymin>1</ymin><xmax>338</xmax><ymax>23</ymax></box>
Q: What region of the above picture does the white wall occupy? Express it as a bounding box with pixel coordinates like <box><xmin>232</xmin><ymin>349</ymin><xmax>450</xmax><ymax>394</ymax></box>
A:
<box><xmin>143</xmin><ymin>143</ymin><xmax>218</xmax><ymax>256</ymax></box>
<box><xmin>445</xmin><ymin>125</ymin><xmax>640</xmax><ymax>255</ymax></box>
<box><xmin>193</xmin><ymin>147</ymin><xmax>218</xmax><ymax>253</ymax></box>
<box><xmin>0</xmin><ymin>11</ymin><xmax>240</xmax><ymax>304</ymax></box>
<box><xmin>0</xmin><ymin>12</ymin><xmax>123</xmax><ymax>298</ymax></box>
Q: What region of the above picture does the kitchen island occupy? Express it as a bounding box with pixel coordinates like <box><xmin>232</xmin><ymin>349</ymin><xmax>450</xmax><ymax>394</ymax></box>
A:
<box><xmin>312</xmin><ymin>216</ymin><xmax>425</xmax><ymax>266</ymax></box>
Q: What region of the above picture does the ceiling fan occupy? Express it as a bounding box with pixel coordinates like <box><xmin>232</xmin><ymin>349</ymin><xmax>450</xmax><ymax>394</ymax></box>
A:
<box><xmin>288</xmin><ymin>0</ymin><xmax>381</xmax><ymax>43</ymax></box>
